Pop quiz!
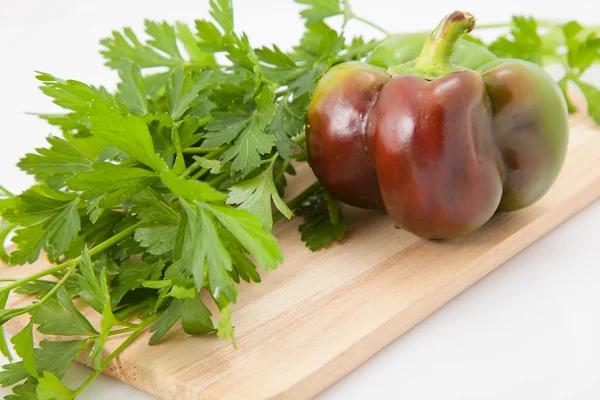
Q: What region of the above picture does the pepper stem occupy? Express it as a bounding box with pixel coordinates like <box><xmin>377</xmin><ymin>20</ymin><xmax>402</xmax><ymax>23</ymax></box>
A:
<box><xmin>388</xmin><ymin>11</ymin><xmax>476</xmax><ymax>78</ymax></box>
<box><xmin>413</xmin><ymin>11</ymin><xmax>475</xmax><ymax>75</ymax></box>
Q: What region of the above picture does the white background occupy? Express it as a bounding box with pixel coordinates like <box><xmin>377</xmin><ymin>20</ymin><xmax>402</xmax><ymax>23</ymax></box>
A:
<box><xmin>1</xmin><ymin>0</ymin><xmax>599</xmax><ymax>399</ymax></box>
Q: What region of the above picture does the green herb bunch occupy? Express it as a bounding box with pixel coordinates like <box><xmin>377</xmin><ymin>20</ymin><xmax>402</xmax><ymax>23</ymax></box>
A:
<box><xmin>0</xmin><ymin>0</ymin><xmax>598</xmax><ymax>398</ymax></box>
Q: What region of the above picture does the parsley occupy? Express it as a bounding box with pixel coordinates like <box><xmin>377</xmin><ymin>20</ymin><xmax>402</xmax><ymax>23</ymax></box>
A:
<box><xmin>2</xmin><ymin>1</ymin><xmax>599</xmax><ymax>398</ymax></box>
<box><xmin>297</xmin><ymin>0</ymin><xmax>344</xmax><ymax>24</ymax></box>
<box><xmin>473</xmin><ymin>18</ymin><xmax>600</xmax><ymax>124</ymax></box>
<box><xmin>489</xmin><ymin>17</ymin><xmax>546</xmax><ymax>64</ymax></box>
<box><xmin>1</xmin><ymin>186</ymin><xmax>80</xmax><ymax>265</ymax></box>
<box><xmin>295</xmin><ymin>184</ymin><xmax>348</xmax><ymax>251</ymax></box>
<box><xmin>203</xmin><ymin>87</ymin><xmax>278</xmax><ymax>174</ymax></box>
<box><xmin>17</xmin><ymin>136</ymin><xmax>92</xmax><ymax>189</ymax></box>
<box><xmin>226</xmin><ymin>157</ymin><xmax>293</xmax><ymax>230</ymax></box>
<box><xmin>34</xmin><ymin>288</ymin><xmax>98</xmax><ymax>336</ymax></box>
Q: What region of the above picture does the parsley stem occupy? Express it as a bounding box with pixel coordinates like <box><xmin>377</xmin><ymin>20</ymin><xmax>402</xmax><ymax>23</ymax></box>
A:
<box><xmin>0</xmin><ymin>264</ymin><xmax>78</xmax><ymax>321</ymax></box>
<box><xmin>0</xmin><ymin>261</ymin><xmax>76</xmax><ymax>295</ymax></box>
<box><xmin>350</xmin><ymin>14</ymin><xmax>391</xmax><ymax>37</ymax></box>
<box><xmin>119</xmin><ymin>158</ymin><xmax>138</xmax><ymax>168</ymax></box>
<box><xmin>273</xmin><ymin>180</ymin><xmax>321</xmax><ymax>224</ymax></box>
<box><xmin>113</xmin><ymin>297</ymin><xmax>155</xmax><ymax>321</ymax></box>
<box><xmin>191</xmin><ymin>167</ymin><xmax>209</xmax><ymax>180</ymax></box>
<box><xmin>342</xmin><ymin>0</ymin><xmax>390</xmax><ymax>37</ymax></box>
<box><xmin>180</xmin><ymin>148</ymin><xmax>224</xmax><ymax>179</ymax></box>
<box><xmin>182</xmin><ymin>146</ymin><xmax>225</xmax><ymax>154</ymax></box>
<box><xmin>292</xmin><ymin>131</ymin><xmax>306</xmax><ymax>145</ymax></box>
<box><xmin>0</xmin><ymin>185</ymin><xmax>13</xmax><ymax>198</ymax></box>
<box><xmin>286</xmin><ymin>181</ymin><xmax>321</xmax><ymax>210</ymax></box>
<box><xmin>274</xmin><ymin>159</ymin><xmax>290</xmax><ymax>184</ymax></box>
<box><xmin>475</xmin><ymin>20</ymin><xmax>558</xmax><ymax>30</ymax></box>
<box><xmin>75</xmin><ymin>315</ymin><xmax>158</xmax><ymax>396</ymax></box>
<box><xmin>0</xmin><ymin>221</ymin><xmax>143</xmax><ymax>294</ymax></box>
<box><xmin>33</xmin><ymin>264</ymin><xmax>77</xmax><ymax>309</ymax></box>
<box><xmin>180</xmin><ymin>160</ymin><xmax>203</xmax><ymax>179</ymax></box>
<box><xmin>172</xmin><ymin>123</ymin><xmax>185</xmax><ymax>168</ymax></box>
<box><xmin>197</xmin><ymin>116</ymin><xmax>212</xmax><ymax>127</ymax></box>
<box><xmin>474</xmin><ymin>22</ymin><xmax>512</xmax><ymax>29</ymax></box>
<box><xmin>108</xmin><ymin>327</ymin><xmax>137</xmax><ymax>336</ymax></box>
<box><xmin>0</xmin><ymin>223</ymin><xmax>15</xmax><ymax>264</ymax></box>
<box><xmin>207</xmin><ymin>173</ymin><xmax>229</xmax><ymax>188</ymax></box>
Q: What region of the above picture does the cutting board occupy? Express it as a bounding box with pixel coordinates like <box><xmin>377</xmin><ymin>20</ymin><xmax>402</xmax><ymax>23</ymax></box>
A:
<box><xmin>2</xmin><ymin>105</ymin><xmax>600</xmax><ymax>400</ymax></box>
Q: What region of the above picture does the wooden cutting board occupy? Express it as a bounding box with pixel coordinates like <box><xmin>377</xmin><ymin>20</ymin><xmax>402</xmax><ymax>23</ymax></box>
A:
<box><xmin>2</xmin><ymin>107</ymin><xmax>600</xmax><ymax>400</ymax></box>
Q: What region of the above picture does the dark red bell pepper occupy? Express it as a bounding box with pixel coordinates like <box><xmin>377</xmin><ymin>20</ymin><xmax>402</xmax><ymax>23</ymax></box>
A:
<box><xmin>306</xmin><ymin>11</ymin><xmax>569</xmax><ymax>238</ymax></box>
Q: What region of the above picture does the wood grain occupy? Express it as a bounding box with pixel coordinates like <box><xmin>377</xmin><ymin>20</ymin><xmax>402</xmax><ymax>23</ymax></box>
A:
<box><xmin>1</xmin><ymin>110</ymin><xmax>600</xmax><ymax>400</ymax></box>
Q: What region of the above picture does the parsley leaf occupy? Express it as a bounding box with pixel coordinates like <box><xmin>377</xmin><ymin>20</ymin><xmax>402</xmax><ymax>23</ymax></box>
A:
<box><xmin>101</xmin><ymin>27</ymin><xmax>182</xmax><ymax>69</ymax></box>
<box><xmin>576</xmin><ymin>79</ymin><xmax>600</xmax><ymax>124</ymax></box>
<box><xmin>489</xmin><ymin>16</ymin><xmax>545</xmax><ymax>64</ymax></box>
<box><xmin>110</xmin><ymin>262</ymin><xmax>156</xmax><ymax>307</ymax></box>
<box><xmin>194</xmin><ymin>0</ymin><xmax>233</xmax><ymax>53</ymax></box>
<box><xmin>1</xmin><ymin>186</ymin><xmax>80</xmax><ymax>264</ymax></box>
<box><xmin>36</xmin><ymin>73</ymin><xmax>167</xmax><ymax>172</ymax></box>
<box><xmin>182</xmin><ymin>295</ymin><xmax>215</xmax><ymax>335</ymax></box>
<box><xmin>134</xmin><ymin>224</ymin><xmax>177</xmax><ymax>255</ymax></box>
<box><xmin>205</xmin><ymin>203</ymin><xmax>283</xmax><ymax>270</ymax></box>
<box><xmin>74</xmin><ymin>246</ymin><xmax>118</xmax><ymax>369</ymax></box>
<box><xmin>17</xmin><ymin>136</ymin><xmax>92</xmax><ymax>189</ymax></box>
<box><xmin>268</xmin><ymin>93</ymin><xmax>308</xmax><ymax>159</ymax></box>
<box><xmin>160</xmin><ymin>169</ymin><xmax>226</xmax><ymax>202</ymax></box>
<box><xmin>116</xmin><ymin>60</ymin><xmax>147</xmax><ymax>116</ymax></box>
<box><xmin>559</xmin><ymin>21</ymin><xmax>600</xmax><ymax>122</ymax></box>
<box><xmin>67</xmin><ymin>163</ymin><xmax>158</xmax><ymax>208</ymax></box>
<box><xmin>88</xmin><ymin>101</ymin><xmax>166</xmax><ymax>172</ymax></box>
<box><xmin>10</xmin><ymin>321</ymin><xmax>38</xmax><ymax>378</ymax></box>
<box><xmin>131</xmin><ymin>189</ymin><xmax>180</xmax><ymax>226</ymax></box>
<box><xmin>216</xmin><ymin>304</ymin><xmax>236</xmax><ymax>348</ymax></box>
<box><xmin>35</xmin><ymin>72</ymin><xmax>115</xmax><ymax>119</ymax></box>
<box><xmin>34</xmin><ymin>287</ymin><xmax>97</xmax><ymax>336</ymax></box>
<box><xmin>5</xmin><ymin>376</ymin><xmax>38</xmax><ymax>400</ymax></box>
<box><xmin>77</xmin><ymin>247</ymin><xmax>108</xmax><ymax>313</ymax></box>
<box><xmin>179</xmin><ymin>201</ymin><xmax>236</xmax><ymax>306</ymax></box>
<box><xmin>226</xmin><ymin>161</ymin><xmax>293</xmax><ymax>230</ymax></box>
<box><xmin>204</xmin><ymin>87</ymin><xmax>277</xmax><ymax>175</ymax></box>
<box><xmin>260</xmin><ymin>22</ymin><xmax>344</xmax><ymax>96</ymax></box>
<box><xmin>145</xmin><ymin>20</ymin><xmax>182</xmax><ymax>61</ymax></box>
<box><xmin>210</xmin><ymin>0</ymin><xmax>234</xmax><ymax>34</ymax></box>
<box><xmin>166</xmin><ymin>69</ymin><xmax>213</xmax><ymax>120</ymax></box>
<box><xmin>148</xmin><ymin>298</ymin><xmax>183</xmax><ymax>345</ymax></box>
<box><xmin>296</xmin><ymin>0</ymin><xmax>343</xmax><ymax>23</ymax></box>
<box><xmin>563</xmin><ymin>21</ymin><xmax>600</xmax><ymax>75</ymax></box>
<box><xmin>0</xmin><ymin>340</ymin><xmax>88</xmax><ymax>387</ymax></box>
<box><xmin>175</xmin><ymin>22</ymin><xmax>218</xmax><ymax>68</ymax></box>
<box><xmin>228</xmin><ymin>242</ymin><xmax>261</xmax><ymax>283</ymax></box>
<box><xmin>296</xmin><ymin>185</ymin><xmax>347</xmax><ymax>251</ymax></box>
<box><xmin>101</xmin><ymin>19</ymin><xmax>217</xmax><ymax>70</ymax></box>
<box><xmin>36</xmin><ymin>371</ymin><xmax>76</xmax><ymax>400</ymax></box>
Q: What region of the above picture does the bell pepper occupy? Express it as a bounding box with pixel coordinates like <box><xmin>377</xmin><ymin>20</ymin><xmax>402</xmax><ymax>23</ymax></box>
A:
<box><xmin>306</xmin><ymin>11</ymin><xmax>569</xmax><ymax>239</ymax></box>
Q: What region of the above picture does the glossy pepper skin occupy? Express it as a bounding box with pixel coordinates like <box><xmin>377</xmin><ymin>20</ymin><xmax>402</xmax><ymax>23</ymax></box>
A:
<box><xmin>306</xmin><ymin>62</ymin><xmax>389</xmax><ymax>209</ymax></box>
<box><xmin>306</xmin><ymin>11</ymin><xmax>569</xmax><ymax>239</ymax></box>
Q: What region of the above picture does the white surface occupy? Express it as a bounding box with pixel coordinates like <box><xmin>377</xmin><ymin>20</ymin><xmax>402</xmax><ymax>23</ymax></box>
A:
<box><xmin>0</xmin><ymin>1</ymin><xmax>599</xmax><ymax>399</ymax></box>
